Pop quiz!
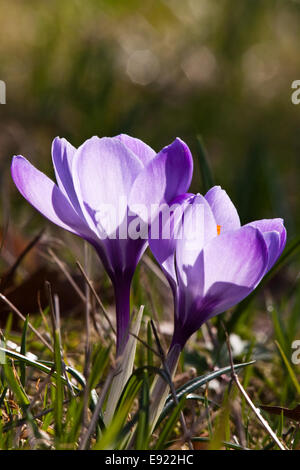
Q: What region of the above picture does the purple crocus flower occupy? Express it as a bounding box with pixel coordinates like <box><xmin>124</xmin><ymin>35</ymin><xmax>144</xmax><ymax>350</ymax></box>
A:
<box><xmin>149</xmin><ymin>186</ymin><xmax>287</xmax><ymax>350</ymax></box>
<box><xmin>11</xmin><ymin>134</ymin><xmax>193</xmax><ymax>355</ymax></box>
<box><xmin>147</xmin><ymin>186</ymin><xmax>286</xmax><ymax>430</ymax></box>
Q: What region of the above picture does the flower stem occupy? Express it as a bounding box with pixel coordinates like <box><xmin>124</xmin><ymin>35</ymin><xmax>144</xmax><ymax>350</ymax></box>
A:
<box><xmin>113</xmin><ymin>276</ymin><xmax>132</xmax><ymax>356</ymax></box>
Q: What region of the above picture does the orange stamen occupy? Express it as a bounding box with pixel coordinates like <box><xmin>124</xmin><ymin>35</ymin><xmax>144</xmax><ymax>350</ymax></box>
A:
<box><xmin>217</xmin><ymin>224</ymin><xmax>221</xmax><ymax>236</ymax></box>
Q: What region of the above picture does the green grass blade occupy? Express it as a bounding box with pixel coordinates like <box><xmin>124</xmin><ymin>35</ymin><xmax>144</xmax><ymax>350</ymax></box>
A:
<box><xmin>158</xmin><ymin>361</ymin><xmax>254</xmax><ymax>425</ymax></box>
<box><xmin>190</xmin><ymin>436</ymin><xmax>250</xmax><ymax>450</ymax></box>
<box><xmin>53</xmin><ymin>329</ymin><xmax>63</xmax><ymax>439</ymax></box>
<box><xmin>104</xmin><ymin>306</ymin><xmax>144</xmax><ymax>424</ymax></box>
<box><xmin>154</xmin><ymin>395</ymin><xmax>187</xmax><ymax>449</ymax></box>
<box><xmin>135</xmin><ymin>371</ymin><xmax>150</xmax><ymax>450</ymax></box>
<box><xmin>196</xmin><ymin>135</ymin><xmax>215</xmax><ymax>192</ymax></box>
<box><xmin>270</xmin><ymin>306</ymin><xmax>289</xmax><ymax>356</ymax></box>
<box><xmin>88</xmin><ymin>343</ymin><xmax>111</xmax><ymax>391</ymax></box>
<box><xmin>0</xmin><ymin>387</ymin><xmax>8</xmax><ymax>407</ymax></box>
<box><xmin>94</xmin><ymin>374</ymin><xmax>143</xmax><ymax>450</ymax></box>
<box><xmin>2</xmin><ymin>361</ymin><xmax>30</xmax><ymax>407</ymax></box>
<box><xmin>275</xmin><ymin>340</ymin><xmax>300</xmax><ymax>396</ymax></box>
<box><xmin>0</xmin><ymin>347</ymin><xmax>80</xmax><ymax>392</ymax></box>
<box><xmin>95</xmin><ymin>367</ymin><xmax>159</xmax><ymax>450</ymax></box>
<box><xmin>20</xmin><ymin>315</ymin><xmax>29</xmax><ymax>387</ymax></box>
<box><xmin>147</xmin><ymin>321</ymin><xmax>153</xmax><ymax>368</ymax></box>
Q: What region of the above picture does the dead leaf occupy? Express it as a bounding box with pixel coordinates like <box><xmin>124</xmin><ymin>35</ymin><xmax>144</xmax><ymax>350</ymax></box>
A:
<box><xmin>260</xmin><ymin>404</ymin><xmax>300</xmax><ymax>422</ymax></box>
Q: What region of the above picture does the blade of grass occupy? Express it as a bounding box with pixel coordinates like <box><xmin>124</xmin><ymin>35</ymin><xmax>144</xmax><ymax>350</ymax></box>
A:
<box><xmin>2</xmin><ymin>361</ymin><xmax>30</xmax><ymax>407</ymax></box>
<box><xmin>93</xmin><ymin>372</ymin><xmax>144</xmax><ymax>450</ymax></box>
<box><xmin>148</xmin><ymin>321</ymin><xmax>192</xmax><ymax>449</ymax></box>
<box><xmin>223</xmin><ymin>327</ymin><xmax>287</xmax><ymax>450</ymax></box>
<box><xmin>154</xmin><ymin>395</ymin><xmax>187</xmax><ymax>450</ymax></box>
<box><xmin>196</xmin><ymin>135</ymin><xmax>215</xmax><ymax>192</ymax></box>
<box><xmin>53</xmin><ymin>329</ymin><xmax>63</xmax><ymax>439</ymax></box>
<box><xmin>275</xmin><ymin>340</ymin><xmax>300</xmax><ymax>395</ymax></box>
<box><xmin>0</xmin><ymin>387</ymin><xmax>8</xmax><ymax>407</ymax></box>
<box><xmin>76</xmin><ymin>260</ymin><xmax>116</xmax><ymax>335</ymax></box>
<box><xmin>20</xmin><ymin>315</ymin><xmax>29</xmax><ymax>387</ymax></box>
<box><xmin>159</xmin><ymin>361</ymin><xmax>255</xmax><ymax>425</ymax></box>
<box><xmin>190</xmin><ymin>437</ymin><xmax>250</xmax><ymax>450</ymax></box>
<box><xmin>135</xmin><ymin>370</ymin><xmax>150</xmax><ymax>450</ymax></box>
<box><xmin>0</xmin><ymin>294</ymin><xmax>53</xmax><ymax>352</ymax></box>
<box><xmin>88</xmin><ymin>343</ymin><xmax>111</xmax><ymax>391</ymax></box>
<box><xmin>147</xmin><ymin>320</ymin><xmax>153</xmax><ymax>368</ymax></box>
<box><xmin>0</xmin><ymin>348</ymin><xmax>81</xmax><ymax>395</ymax></box>
<box><xmin>104</xmin><ymin>305</ymin><xmax>144</xmax><ymax>424</ymax></box>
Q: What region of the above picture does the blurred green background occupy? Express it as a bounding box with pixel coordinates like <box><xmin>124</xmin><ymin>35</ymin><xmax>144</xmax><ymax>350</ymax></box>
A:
<box><xmin>0</xmin><ymin>0</ymin><xmax>299</xmax><ymax>252</ymax></box>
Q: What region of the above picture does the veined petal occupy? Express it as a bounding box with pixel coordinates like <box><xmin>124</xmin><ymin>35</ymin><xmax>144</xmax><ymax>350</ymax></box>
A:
<box><xmin>128</xmin><ymin>138</ymin><xmax>193</xmax><ymax>223</ymax></box>
<box><xmin>176</xmin><ymin>194</ymin><xmax>218</xmax><ymax>289</ymax></box>
<box><xmin>115</xmin><ymin>134</ymin><xmax>156</xmax><ymax>166</ymax></box>
<box><xmin>205</xmin><ymin>186</ymin><xmax>240</xmax><ymax>233</ymax></box>
<box><xmin>149</xmin><ymin>193</ymin><xmax>192</xmax><ymax>287</ymax></box>
<box><xmin>203</xmin><ymin>225</ymin><xmax>268</xmax><ymax>294</ymax></box>
<box><xmin>198</xmin><ymin>282</ymin><xmax>253</xmax><ymax>322</ymax></box>
<box><xmin>246</xmin><ymin>218</ymin><xmax>287</xmax><ymax>270</ymax></box>
<box><xmin>72</xmin><ymin>136</ymin><xmax>143</xmax><ymax>238</ymax></box>
<box><xmin>174</xmin><ymin>226</ymin><xmax>268</xmax><ymax>341</ymax></box>
<box><xmin>51</xmin><ymin>137</ymin><xmax>82</xmax><ymax>214</ymax></box>
<box><xmin>172</xmin><ymin>281</ymin><xmax>252</xmax><ymax>348</ymax></box>
<box><xmin>261</xmin><ymin>230</ymin><xmax>281</xmax><ymax>272</ymax></box>
<box><xmin>11</xmin><ymin>155</ymin><xmax>91</xmax><ymax>237</ymax></box>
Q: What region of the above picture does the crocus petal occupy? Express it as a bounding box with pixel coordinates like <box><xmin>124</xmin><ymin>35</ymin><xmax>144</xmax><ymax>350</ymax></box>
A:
<box><xmin>99</xmin><ymin>220</ymin><xmax>147</xmax><ymax>277</ymax></box>
<box><xmin>261</xmin><ymin>231</ymin><xmax>281</xmax><ymax>272</ymax></box>
<box><xmin>128</xmin><ymin>138</ymin><xmax>193</xmax><ymax>223</ymax></box>
<box><xmin>175</xmin><ymin>194</ymin><xmax>218</xmax><ymax>289</ymax></box>
<box><xmin>176</xmin><ymin>278</ymin><xmax>266</xmax><ymax>344</ymax></box>
<box><xmin>203</xmin><ymin>225</ymin><xmax>268</xmax><ymax>293</ymax></box>
<box><xmin>72</xmin><ymin>136</ymin><xmax>143</xmax><ymax>238</ymax></box>
<box><xmin>11</xmin><ymin>155</ymin><xmax>91</xmax><ymax>237</ymax></box>
<box><xmin>149</xmin><ymin>193</ymin><xmax>193</xmax><ymax>288</ymax></box>
<box><xmin>172</xmin><ymin>226</ymin><xmax>268</xmax><ymax>345</ymax></box>
<box><xmin>51</xmin><ymin>137</ymin><xmax>82</xmax><ymax>214</ymax></box>
<box><xmin>118</xmin><ymin>236</ymin><xmax>148</xmax><ymax>278</ymax></box>
<box><xmin>246</xmin><ymin>218</ymin><xmax>287</xmax><ymax>270</ymax></box>
<box><xmin>205</xmin><ymin>186</ymin><xmax>240</xmax><ymax>233</ymax></box>
<box><xmin>172</xmin><ymin>281</ymin><xmax>252</xmax><ymax>348</ymax></box>
<box><xmin>116</xmin><ymin>134</ymin><xmax>156</xmax><ymax>166</ymax></box>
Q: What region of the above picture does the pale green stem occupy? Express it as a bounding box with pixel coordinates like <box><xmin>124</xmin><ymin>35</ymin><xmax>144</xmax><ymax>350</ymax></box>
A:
<box><xmin>149</xmin><ymin>343</ymin><xmax>181</xmax><ymax>432</ymax></box>
<box><xmin>104</xmin><ymin>306</ymin><xmax>144</xmax><ymax>425</ymax></box>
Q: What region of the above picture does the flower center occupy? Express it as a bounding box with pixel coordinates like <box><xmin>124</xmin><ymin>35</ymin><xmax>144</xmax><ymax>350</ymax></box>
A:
<box><xmin>217</xmin><ymin>224</ymin><xmax>221</xmax><ymax>236</ymax></box>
